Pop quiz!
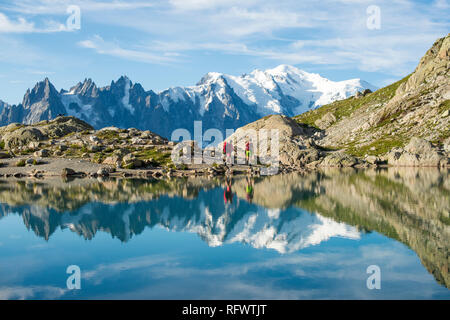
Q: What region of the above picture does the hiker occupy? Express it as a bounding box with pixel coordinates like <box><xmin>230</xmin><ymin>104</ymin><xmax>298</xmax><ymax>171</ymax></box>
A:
<box><xmin>245</xmin><ymin>139</ymin><xmax>252</xmax><ymax>165</ymax></box>
<box><xmin>222</xmin><ymin>141</ymin><xmax>227</xmax><ymax>163</ymax></box>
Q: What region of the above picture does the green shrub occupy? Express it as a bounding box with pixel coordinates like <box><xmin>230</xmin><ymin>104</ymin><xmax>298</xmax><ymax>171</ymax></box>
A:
<box><xmin>15</xmin><ymin>159</ymin><xmax>26</xmax><ymax>167</ymax></box>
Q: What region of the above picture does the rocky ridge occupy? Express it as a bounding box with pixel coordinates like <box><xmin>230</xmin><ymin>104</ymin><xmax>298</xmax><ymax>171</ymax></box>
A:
<box><xmin>295</xmin><ymin>34</ymin><xmax>450</xmax><ymax>167</ymax></box>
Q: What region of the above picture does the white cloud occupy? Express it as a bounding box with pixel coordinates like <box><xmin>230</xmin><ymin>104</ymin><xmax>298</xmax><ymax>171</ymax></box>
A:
<box><xmin>0</xmin><ymin>286</ymin><xmax>66</xmax><ymax>300</ymax></box>
<box><xmin>78</xmin><ymin>35</ymin><xmax>179</xmax><ymax>65</ymax></box>
<box><xmin>0</xmin><ymin>12</ymin><xmax>34</xmax><ymax>33</ymax></box>
<box><xmin>1</xmin><ymin>0</ymin><xmax>449</xmax><ymax>79</ymax></box>
<box><xmin>433</xmin><ymin>0</ymin><xmax>449</xmax><ymax>9</ymax></box>
<box><xmin>169</xmin><ymin>0</ymin><xmax>246</xmax><ymax>11</ymax></box>
<box><xmin>213</xmin><ymin>7</ymin><xmax>315</xmax><ymax>37</ymax></box>
<box><xmin>0</xmin><ymin>0</ymin><xmax>156</xmax><ymax>15</ymax></box>
<box><xmin>0</xmin><ymin>12</ymin><xmax>72</xmax><ymax>33</ymax></box>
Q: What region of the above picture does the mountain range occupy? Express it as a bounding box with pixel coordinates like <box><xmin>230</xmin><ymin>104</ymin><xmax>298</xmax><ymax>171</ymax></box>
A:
<box><xmin>0</xmin><ymin>65</ymin><xmax>375</xmax><ymax>138</ymax></box>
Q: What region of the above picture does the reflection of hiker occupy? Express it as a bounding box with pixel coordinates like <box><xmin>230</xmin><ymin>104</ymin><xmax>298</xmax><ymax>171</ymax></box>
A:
<box><xmin>224</xmin><ymin>176</ymin><xmax>233</xmax><ymax>204</ymax></box>
<box><xmin>245</xmin><ymin>139</ymin><xmax>252</xmax><ymax>165</ymax></box>
<box><xmin>245</xmin><ymin>174</ymin><xmax>254</xmax><ymax>203</ymax></box>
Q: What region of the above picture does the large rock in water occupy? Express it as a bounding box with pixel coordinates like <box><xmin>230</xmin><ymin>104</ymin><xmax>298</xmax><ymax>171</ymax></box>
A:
<box><xmin>0</xmin><ymin>116</ymin><xmax>93</xmax><ymax>149</ymax></box>
<box><xmin>386</xmin><ymin>137</ymin><xmax>448</xmax><ymax>167</ymax></box>
<box><xmin>223</xmin><ymin>114</ymin><xmax>320</xmax><ymax>167</ymax></box>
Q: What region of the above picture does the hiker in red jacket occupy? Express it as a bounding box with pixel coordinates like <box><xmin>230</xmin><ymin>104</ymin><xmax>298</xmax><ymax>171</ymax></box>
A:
<box><xmin>245</xmin><ymin>139</ymin><xmax>251</xmax><ymax>165</ymax></box>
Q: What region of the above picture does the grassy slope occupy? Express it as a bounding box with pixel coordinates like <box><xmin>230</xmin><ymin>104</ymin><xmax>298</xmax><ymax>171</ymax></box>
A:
<box><xmin>293</xmin><ymin>75</ymin><xmax>415</xmax><ymax>157</ymax></box>
<box><xmin>294</xmin><ymin>75</ymin><xmax>410</xmax><ymax>128</ymax></box>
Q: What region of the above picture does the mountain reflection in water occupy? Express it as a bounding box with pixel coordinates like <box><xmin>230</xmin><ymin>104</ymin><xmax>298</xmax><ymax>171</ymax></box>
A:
<box><xmin>0</xmin><ymin>168</ymin><xmax>448</xmax><ymax>294</ymax></box>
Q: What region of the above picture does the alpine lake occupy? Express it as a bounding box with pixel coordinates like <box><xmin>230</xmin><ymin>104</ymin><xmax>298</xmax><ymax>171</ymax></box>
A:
<box><xmin>0</xmin><ymin>167</ymin><xmax>448</xmax><ymax>299</ymax></box>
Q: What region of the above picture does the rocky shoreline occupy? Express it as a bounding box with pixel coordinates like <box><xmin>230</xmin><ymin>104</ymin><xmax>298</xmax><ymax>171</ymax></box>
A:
<box><xmin>0</xmin><ymin>114</ymin><xmax>448</xmax><ymax>181</ymax></box>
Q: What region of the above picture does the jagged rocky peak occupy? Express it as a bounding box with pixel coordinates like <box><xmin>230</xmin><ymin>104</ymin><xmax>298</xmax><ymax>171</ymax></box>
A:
<box><xmin>113</xmin><ymin>75</ymin><xmax>131</xmax><ymax>87</ymax></box>
<box><xmin>67</xmin><ymin>78</ymin><xmax>98</xmax><ymax>97</ymax></box>
<box><xmin>22</xmin><ymin>77</ymin><xmax>59</xmax><ymax>107</ymax></box>
<box><xmin>110</xmin><ymin>75</ymin><xmax>132</xmax><ymax>97</ymax></box>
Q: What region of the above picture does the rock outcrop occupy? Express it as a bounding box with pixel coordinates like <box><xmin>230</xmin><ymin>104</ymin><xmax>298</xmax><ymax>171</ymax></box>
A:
<box><xmin>386</xmin><ymin>137</ymin><xmax>448</xmax><ymax>167</ymax></box>
<box><xmin>223</xmin><ymin>114</ymin><xmax>323</xmax><ymax>167</ymax></box>
<box><xmin>0</xmin><ymin>116</ymin><xmax>93</xmax><ymax>149</ymax></box>
<box><xmin>295</xmin><ymin>33</ymin><xmax>450</xmax><ymax>166</ymax></box>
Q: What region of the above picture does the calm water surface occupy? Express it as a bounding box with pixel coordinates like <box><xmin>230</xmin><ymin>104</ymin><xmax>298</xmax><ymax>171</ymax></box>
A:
<box><xmin>0</xmin><ymin>168</ymin><xmax>448</xmax><ymax>299</ymax></box>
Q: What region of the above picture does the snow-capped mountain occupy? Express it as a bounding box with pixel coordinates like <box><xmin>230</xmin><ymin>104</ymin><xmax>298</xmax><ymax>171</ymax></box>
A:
<box><xmin>0</xmin><ymin>65</ymin><xmax>376</xmax><ymax>138</ymax></box>
<box><xmin>197</xmin><ymin>65</ymin><xmax>376</xmax><ymax>116</ymax></box>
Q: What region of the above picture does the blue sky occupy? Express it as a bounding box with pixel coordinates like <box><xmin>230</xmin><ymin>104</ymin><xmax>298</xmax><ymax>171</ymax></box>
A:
<box><xmin>0</xmin><ymin>0</ymin><xmax>449</xmax><ymax>104</ymax></box>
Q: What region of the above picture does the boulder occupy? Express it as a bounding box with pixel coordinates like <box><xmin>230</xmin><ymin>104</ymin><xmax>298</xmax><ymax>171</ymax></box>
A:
<box><xmin>122</xmin><ymin>153</ymin><xmax>143</xmax><ymax>168</ymax></box>
<box><xmin>61</xmin><ymin>168</ymin><xmax>76</xmax><ymax>176</ymax></box>
<box><xmin>113</xmin><ymin>148</ymin><xmax>130</xmax><ymax>157</ymax></box>
<box><xmin>152</xmin><ymin>171</ymin><xmax>163</xmax><ymax>178</ymax></box>
<box><xmin>131</xmin><ymin>137</ymin><xmax>145</xmax><ymax>145</ymax></box>
<box><xmin>34</xmin><ymin>149</ymin><xmax>50</xmax><ymax>157</ymax></box>
<box><xmin>97</xmin><ymin>167</ymin><xmax>111</xmax><ymax>177</ymax></box>
<box><xmin>99</xmin><ymin>126</ymin><xmax>120</xmax><ymax>132</ymax></box>
<box><xmin>386</xmin><ymin>138</ymin><xmax>447</xmax><ymax>167</ymax></box>
<box><xmin>88</xmin><ymin>145</ymin><xmax>102</xmax><ymax>152</ymax></box>
<box><xmin>0</xmin><ymin>152</ymin><xmax>11</xmax><ymax>159</ymax></box>
<box><xmin>314</xmin><ymin>112</ymin><xmax>336</xmax><ymax>130</ymax></box>
<box><xmin>443</xmin><ymin>137</ymin><xmax>450</xmax><ymax>153</ymax></box>
<box><xmin>102</xmin><ymin>155</ymin><xmax>122</xmax><ymax>166</ymax></box>
<box><xmin>2</xmin><ymin>127</ymin><xmax>45</xmax><ymax>149</ymax></box>
<box><xmin>404</xmin><ymin>137</ymin><xmax>433</xmax><ymax>155</ymax></box>
<box><xmin>362</xmin><ymin>89</ymin><xmax>372</xmax><ymax>96</ymax></box>
<box><xmin>57</xmin><ymin>144</ymin><xmax>68</xmax><ymax>151</ymax></box>
<box><xmin>89</xmin><ymin>135</ymin><xmax>100</xmax><ymax>143</ymax></box>
<box><xmin>28</xmin><ymin>141</ymin><xmax>42</xmax><ymax>149</ymax></box>
<box><xmin>320</xmin><ymin>152</ymin><xmax>358</xmax><ymax>167</ymax></box>
<box><xmin>365</xmin><ymin>155</ymin><xmax>380</xmax><ymax>165</ymax></box>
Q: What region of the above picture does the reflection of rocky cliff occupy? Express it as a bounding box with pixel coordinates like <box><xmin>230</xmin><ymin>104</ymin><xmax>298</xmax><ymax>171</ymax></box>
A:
<box><xmin>297</xmin><ymin>168</ymin><xmax>449</xmax><ymax>289</ymax></box>
<box><xmin>0</xmin><ymin>168</ymin><xmax>448</xmax><ymax>288</ymax></box>
<box><xmin>233</xmin><ymin>168</ymin><xmax>449</xmax><ymax>288</ymax></box>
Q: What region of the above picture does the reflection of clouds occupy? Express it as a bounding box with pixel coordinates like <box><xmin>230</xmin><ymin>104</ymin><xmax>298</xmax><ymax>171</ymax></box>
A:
<box><xmin>80</xmin><ymin>242</ymin><xmax>448</xmax><ymax>299</ymax></box>
<box><xmin>0</xmin><ymin>255</ymin><xmax>46</xmax><ymax>285</ymax></box>
<box><xmin>27</xmin><ymin>243</ymin><xmax>52</xmax><ymax>250</ymax></box>
<box><xmin>83</xmin><ymin>255</ymin><xmax>178</xmax><ymax>285</ymax></box>
<box><xmin>0</xmin><ymin>286</ymin><xmax>66</xmax><ymax>300</ymax></box>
